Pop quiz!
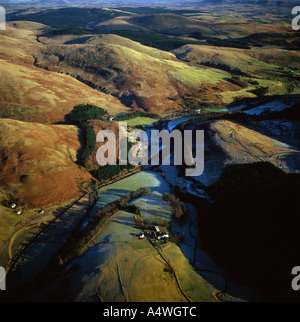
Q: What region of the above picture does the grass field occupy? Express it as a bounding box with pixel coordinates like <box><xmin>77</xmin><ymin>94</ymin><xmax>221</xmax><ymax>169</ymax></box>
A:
<box><xmin>121</xmin><ymin>116</ymin><xmax>159</xmax><ymax>126</ymax></box>
<box><xmin>47</xmin><ymin>171</ymin><xmax>223</xmax><ymax>302</ymax></box>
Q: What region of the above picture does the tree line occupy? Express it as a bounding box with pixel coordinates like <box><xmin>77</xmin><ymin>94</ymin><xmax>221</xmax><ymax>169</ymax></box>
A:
<box><xmin>42</xmin><ymin>187</ymin><xmax>151</xmax><ymax>274</ymax></box>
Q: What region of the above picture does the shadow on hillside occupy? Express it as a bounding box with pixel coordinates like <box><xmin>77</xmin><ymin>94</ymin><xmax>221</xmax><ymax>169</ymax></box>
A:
<box><xmin>198</xmin><ymin>161</ymin><xmax>300</xmax><ymax>301</ymax></box>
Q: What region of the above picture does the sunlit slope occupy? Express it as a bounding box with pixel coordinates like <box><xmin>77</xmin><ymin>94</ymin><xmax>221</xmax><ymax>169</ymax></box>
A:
<box><xmin>174</xmin><ymin>44</ymin><xmax>300</xmax><ymax>74</ymax></box>
<box><xmin>94</xmin><ymin>13</ymin><xmax>213</xmax><ymax>36</ymax></box>
<box><xmin>0</xmin><ymin>118</ymin><xmax>92</xmax><ymax>208</ymax></box>
<box><xmin>0</xmin><ymin>23</ymin><xmax>128</xmax><ymax>123</ymax></box>
<box><xmin>91</xmin><ymin>9</ymin><xmax>293</xmax><ymax>39</ymax></box>
<box><xmin>0</xmin><ymin>22</ymin><xmax>45</xmax><ymax>64</ymax></box>
<box><xmin>174</xmin><ymin>44</ymin><xmax>300</xmax><ymax>99</ymax></box>
<box><xmin>9</xmin><ymin>7</ymin><xmax>133</xmax><ymax>28</ymax></box>
<box><xmin>43</xmin><ymin>33</ymin><xmax>176</xmax><ymax>60</ymax></box>
<box><xmin>0</xmin><ymin>59</ymin><xmax>128</xmax><ymax>123</ymax></box>
<box><xmin>36</xmin><ymin>33</ymin><xmax>251</xmax><ymax>112</ymax></box>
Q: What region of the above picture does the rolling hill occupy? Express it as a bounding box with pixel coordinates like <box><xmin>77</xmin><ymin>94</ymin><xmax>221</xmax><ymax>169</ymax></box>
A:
<box><xmin>94</xmin><ymin>13</ymin><xmax>208</xmax><ymax>36</ymax></box>
<box><xmin>8</xmin><ymin>7</ymin><xmax>133</xmax><ymax>28</ymax></box>
<box><xmin>0</xmin><ymin>58</ymin><xmax>128</xmax><ymax>123</ymax></box>
<box><xmin>0</xmin><ymin>118</ymin><xmax>92</xmax><ymax>208</ymax></box>
<box><xmin>173</xmin><ymin>44</ymin><xmax>300</xmax><ymax>99</ymax></box>
<box><xmin>34</xmin><ymin>32</ymin><xmax>257</xmax><ymax>112</ymax></box>
<box><xmin>0</xmin><ymin>21</ymin><xmax>130</xmax><ymax>209</ymax></box>
<box><xmin>0</xmin><ymin>22</ymin><xmax>129</xmax><ymax>123</ymax></box>
<box><xmin>0</xmin><ymin>6</ymin><xmax>299</xmax><ymax>210</ymax></box>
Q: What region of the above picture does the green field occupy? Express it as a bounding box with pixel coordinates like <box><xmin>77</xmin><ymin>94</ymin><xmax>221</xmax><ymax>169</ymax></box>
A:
<box><xmin>121</xmin><ymin>116</ymin><xmax>159</xmax><ymax>126</ymax></box>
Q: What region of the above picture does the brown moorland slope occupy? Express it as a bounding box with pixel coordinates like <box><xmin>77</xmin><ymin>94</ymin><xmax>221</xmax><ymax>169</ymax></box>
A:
<box><xmin>94</xmin><ymin>13</ymin><xmax>207</xmax><ymax>35</ymax></box>
<box><xmin>0</xmin><ymin>118</ymin><xmax>92</xmax><ymax>208</ymax></box>
<box><xmin>35</xmin><ymin>33</ymin><xmax>249</xmax><ymax>112</ymax></box>
<box><xmin>93</xmin><ymin>10</ymin><xmax>292</xmax><ymax>38</ymax></box>
<box><xmin>0</xmin><ymin>23</ymin><xmax>133</xmax><ymax>209</ymax></box>
<box><xmin>0</xmin><ymin>23</ymin><xmax>128</xmax><ymax>123</ymax></box>
<box><xmin>173</xmin><ymin>45</ymin><xmax>300</xmax><ymax>75</ymax></box>
<box><xmin>0</xmin><ymin>58</ymin><xmax>128</xmax><ymax>123</ymax></box>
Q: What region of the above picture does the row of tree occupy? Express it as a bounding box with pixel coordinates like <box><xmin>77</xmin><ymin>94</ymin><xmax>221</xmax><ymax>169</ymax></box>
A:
<box><xmin>163</xmin><ymin>192</ymin><xmax>188</xmax><ymax>223</ymax></box>
<box><xmin>68</xmin><ymin>104</ymin><xmax>107</xmax><ymax>166</ymax></box>
<box><xmin>91</xmin><ymin>163</ymin><xmax>135</xmax><ymax>182</ymax></box>
<box><xmin>45</xmin><ymin>187</ymin><xmax>151</xmax><ymax>271</ymax></box>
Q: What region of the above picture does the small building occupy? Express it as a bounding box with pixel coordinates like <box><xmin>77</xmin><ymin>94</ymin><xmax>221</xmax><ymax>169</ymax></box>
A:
<box><xmin>136</xmin><ymin>149</ymin><xmax>142</xmax><ymax>157</ymax></box>
<box><xmin>38</xmin><ymin>209</ymin><xmax>45</xmax><ymax>215</ymax></box>
<box><xmin>154</xmin><ymin>226</ymin><xmax>160</xmax><ymax>233</ymax></box>
<box><xmin>16</xmin><ymin>209</ymin><xmax>22</xmax><ymax>215</ymax></box>
<box><xmin>139</xmin><ymin>233</ymin><xmax>145</xmax><ymax>239</ymax></box>
<box><xmin>10</xmin><ymin>203</ymin><xmax>17</xmax><ymax>209</ymax></box>
<box><xmin>162</xmin><ymin>233</ymin><xmax>169</xmax><ymax>239</ymax></box>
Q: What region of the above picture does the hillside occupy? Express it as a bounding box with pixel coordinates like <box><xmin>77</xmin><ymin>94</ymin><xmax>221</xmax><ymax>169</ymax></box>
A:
<box><xmin>95</xmin><ymin>13</ymin><xmax>207</xmax><ymax>36</ymax></box>
<box><xmin>91</xmin><ymin>8</ymin><xmax>293</xmax><ymax>39</ymax></box>
<box><xmin>202</xmin><ymin>0</ymin><xmax>299</xmax><ymax>6</ymax></box>
<box><xmin>200</xmin><ymin>162</ymin><xmax>300</xmax><ymax>300</ymax></box>
<box><xmin>0</xmin><ymin>118</ymin><xmax>92</xmax><ymax>208</ymax></box>
<box><xmin>0</xmin><ymin>22</ymin><xmax>129</xmax><ymax>123</ymax></box>
<box><xmin>34</xmin><ymin>33</ymin><xmax>258</xmax><ymax>112</ymax></box>
<box><xmin>9</xmin><ymin>7</ymin><xmax>133</xmax><ymax>28</ymax></box>
<box><xmin>0</xmin><ymin>58</ymin><xmax>128</xmax><ymax>123</ymax></box>
<box><xmin>0</xmin><ymin>7</ymin><xmax>299</xmax><ymax>208</ymax></box>
<box><xmin>210</xmin><ymin>119</ymin><xmax>300</xmax><ymax>171</ymax></box>
<box><xmin>5</xmin><ymin>7</ymin><xmax>299</xmax><ymax>114</ymax></box>
<box><xmin>173</xmin><ymin>44</ymin><xmax>300</xmax><ymax>99</ymax></box>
